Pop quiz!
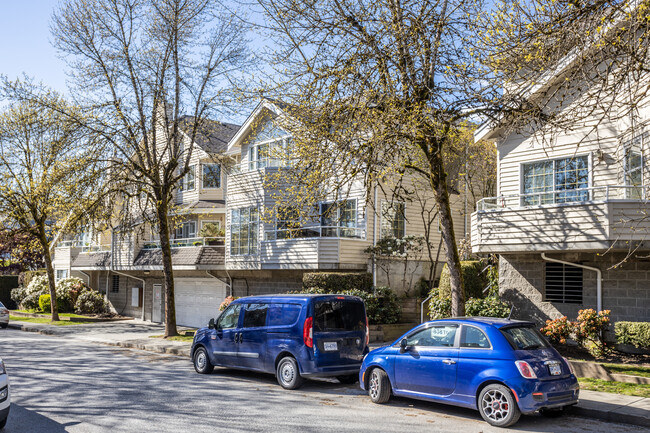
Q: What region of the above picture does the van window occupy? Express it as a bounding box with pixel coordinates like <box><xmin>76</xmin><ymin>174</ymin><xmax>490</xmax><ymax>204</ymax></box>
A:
<box><xmin>268</xmin><ymin>304</ymin><xmax>302</xmax><ymax>326</ymax></box>
<box><xmin>243</xmin><ymin>303</ymin><xmax>268</xmax><ymax>328</ymax></box>
<box><xmin>314</xmin><ymin>300</ymin><xmax>365</xmax><ymax>332</ymax></box>
<box><xmin>217</xmin><ymin>304</ymin><xmax>241</xmax><ymax>329</ymax></box>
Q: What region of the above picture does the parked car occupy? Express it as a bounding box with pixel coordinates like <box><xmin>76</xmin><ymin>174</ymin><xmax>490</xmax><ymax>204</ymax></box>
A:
<box><xmin>0</xmin><ymin>302</ymin><xmax>8</xmax><ymax>329</ymax></box>
<box><xmin>359</xmin><ymin>318</ymin><xmax>579</xmax><ymax>428</ymax></box>
<box><xmin>191</xmin><ymin>294</ymin><xmax>369</xmax><ymax>389</ymax></box>
<box><xmin>0</xmin><ymin>358</ymin><xmax>9</xmax><ymax>430</ymax></box>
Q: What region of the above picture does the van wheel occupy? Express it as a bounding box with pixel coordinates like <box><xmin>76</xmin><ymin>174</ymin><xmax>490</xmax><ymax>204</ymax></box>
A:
<box><xmin>337</xmin><ymin>374</ymin><xmax>358</xmax><ymax>384</ymax></box>
<box><xmin>478</xmin><ymin>384</ymin><xmax>521</xmax><ymax>427</ymax></box>
<box><xmin>193</xmin><ymin>347</ymin><xmax>213</xmax><ymax>374</ymax></box>
<box><xmin>368</xmin><ymin>368</ymin><xmax>391</xmax><ymax>404</ymax></box>
<box><xmin>276</xmin><ymin>356</ymin><xmax>304</xmax><ymax>390</ymax></box>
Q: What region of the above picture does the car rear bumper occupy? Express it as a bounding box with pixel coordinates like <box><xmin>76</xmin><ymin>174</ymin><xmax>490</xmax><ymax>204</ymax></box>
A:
<box><xmin>0</xmin><ymin>405</ymin><xmax>8</xmax><ymax>422</ymax></box>
<box><xmin>299</xmin><ymin>361</ymin><xmax>362</xmax><ymax>377</ymax></box>
<box><xmin>0</xmin><ymin>315</ymin><xmax>8</xmax><ymax>324</ymax></box>
<box><xmin>508</xmin><ymin>376</ymin><xmax>580</xmax><ymax>414</ymax></box>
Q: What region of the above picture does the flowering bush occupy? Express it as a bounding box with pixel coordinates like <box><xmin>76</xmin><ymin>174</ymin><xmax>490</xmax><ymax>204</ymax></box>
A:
<box><xmin>574</xmin><ymin>309</ymin><xmax>611</xmax><ymax>356</ymax></box>
<box><xmin>219</xmin><ymin>296</ymin><xmax>238</xmax><ymax>311</ymax></box>
<box><xmin>75</xmin><ymin>290</ymin><xmax>108</xmax><ymax>314</ymax></box>
<box><xmin>56</xmin><ymin>277</ymin><xmax>89</xmax><ymax>310</ymax></box>
<box><xmin>12</xmin><ymin>274</ymin><xmax>50</xmax><ymax>310</ymax></box>
<box><xmin>540</xmin><ymin>316</ymin><xmax>572</xmax><ymax>344</ymax></box>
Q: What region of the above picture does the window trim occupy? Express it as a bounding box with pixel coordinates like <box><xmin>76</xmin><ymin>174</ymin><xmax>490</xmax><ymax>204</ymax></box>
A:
<box><xmin>180</xmin><ymin>164</ymin><xmax>196</xmax><ymax>191</ymax></box>
<box><xmin>380</xmin><ymin>200</ymin><xmax>406</xmax><ymax>239</ymax></box>
<box><xmin>229</xmin><ymin>206</ymin><xmax>260</xmax><ymax>256</ymax></box>
<box><xmin>319</xmin><ymin>198</ymin><xmax>359</xmax><ymax>238</ymax></box>
<box><xmin>519</xmin><ymin>153</ymin><xmax>592</xmax><ymax>205</ymax></box>
<box><xmin>247</xmin><ymin>135</ymin><xmax>292</xmax><ymax>171</ymax></box>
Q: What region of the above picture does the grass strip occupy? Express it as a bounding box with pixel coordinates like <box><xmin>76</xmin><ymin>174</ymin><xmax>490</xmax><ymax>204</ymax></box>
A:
<box><xmin>578</xmin><ymin>377</ymin><xmax>650</xmax><ymax>398</ymax></box>
<box><xmin>603</xmin><ymin>363</ymin><xmax>650</xmax><ymax>378</ymax></box>
<box><xmin>148</xmin><ymin>334</ymin><xmax>194</xmax><ymax>342</ymax></box>
<box><xmin>9</xmin><ymin>315</ymin><xmax>95</xmax><ymax>326</ymax></box>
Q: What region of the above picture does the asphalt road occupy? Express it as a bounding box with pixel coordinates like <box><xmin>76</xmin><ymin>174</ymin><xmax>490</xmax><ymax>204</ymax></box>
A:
<box><xmin>0</xmin><ymin>329</ymin><xmax>644</xmax><ymax>433</ymax></box>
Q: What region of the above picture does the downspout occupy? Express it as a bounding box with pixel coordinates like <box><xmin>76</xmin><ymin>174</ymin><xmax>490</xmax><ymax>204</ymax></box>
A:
<box><xmin>541</xmin><ymin>253</ymin><xmax>602</xmax><ymax>312</ymax></box>
<box><xmin>111</xmin><ymin>270</ymin><xmax>147</xmax><ymax>321</ymax></box>
<box><xmin>78</xmin><ymin>270</ymin><xmax>91</xmax><ymax>286</ymax></box>
<box><xmin>205</xmin><ymin>271</ymin><xmax>230</xmax><ymax>298</ymax></box>
<box><xmin>372</xmin><ymin>184</ymin><xmax>378</xmax><ymax>288</ymax></box>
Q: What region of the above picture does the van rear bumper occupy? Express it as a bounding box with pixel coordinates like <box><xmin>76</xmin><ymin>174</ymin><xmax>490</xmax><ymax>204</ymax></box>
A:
<box><xmin>300</xmin><ymin>362</ymin><xmax>362</xmax><ymax>377</ymax></box>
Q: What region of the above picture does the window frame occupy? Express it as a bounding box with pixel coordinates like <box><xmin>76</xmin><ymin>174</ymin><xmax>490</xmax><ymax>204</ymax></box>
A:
<box><xmin>180</xmin><ymin>164</ymin><xmax>196</xmax><ymax>191</ymax></box>
<box><xmin>247</xmin><ymin>136</ymin><xmax>292</xmax><ymax>171</ymax></box>
<box><xmin>56</xmin><ymin>269</ymin><xmax>68</xmax><ymax>281</ymax></box>
<box><xmin>175</xmin><ymin>221</ymin><xmax>197</xmax><ymax>239</ymax></box>
<box><xmin>319</xmin><ymin>199</ymin><xmax>359</xmax><ymax>238</ymax></box>
<box><xmin>202</xmin><ymin>163</ymin><xmax>222</xmax><ymax>189</ymax></box>
<box><xmin>380</xmin><ymin>200</ymin><xmax>406</xmax><ymax>239</ymax></box>
<box><xmin>230</xmin><ymin>206</ymin><xmax>260</xmax><ymax>256</ymax></box>
<box><xmin>397</xmin><ymin>323</ymin><xmax>460</xmax><ymax>348</ymax></box>
<box><xmin>459</xmin><ymin>325</ymin><xmax>492</xmax><ymax>350</ymax></box>
<box><xmin>520</xmin><ymin>154</ymin><xmax>591</xmax><ymax>206</ymax></box>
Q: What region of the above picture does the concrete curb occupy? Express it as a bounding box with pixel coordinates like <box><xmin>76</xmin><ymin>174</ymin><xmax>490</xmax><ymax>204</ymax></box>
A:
<box><xmin>7</xmin><ymin>322</ymin><xmax>191</xmax><ymax>357</ymax></box>
<box><xmin>569</xmin><ymin>405</ymin><xmax>650</xmax><ymax>428</ymax></box>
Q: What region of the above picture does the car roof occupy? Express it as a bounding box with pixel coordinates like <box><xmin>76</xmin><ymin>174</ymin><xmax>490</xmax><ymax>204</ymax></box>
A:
<box><xmin>430</xmin><ymin>317</ymin><xmax>535</xmax><ymax>329</ymax></box>
<box><xmin>232</xmin><ymin>294</ymin><xmax>363</xmax><ymax>303</ymax></box>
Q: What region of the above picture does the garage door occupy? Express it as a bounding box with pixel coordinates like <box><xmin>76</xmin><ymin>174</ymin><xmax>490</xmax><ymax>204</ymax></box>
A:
<box><xmin>174</xmin><ymin>278</ymin><xmax>227</xmax><ymax>328</ymax></box>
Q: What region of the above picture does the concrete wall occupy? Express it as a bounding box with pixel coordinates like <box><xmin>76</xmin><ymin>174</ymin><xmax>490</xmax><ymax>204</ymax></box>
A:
<box><xmin>499</xmin><ymin>252</ymin><xmax>650</xmax><ymax>326</ymax></box>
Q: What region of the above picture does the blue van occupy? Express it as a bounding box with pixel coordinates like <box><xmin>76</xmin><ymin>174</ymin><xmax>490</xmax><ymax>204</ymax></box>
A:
<box><xmin>191</xmin><ymin>294</ymin><xmax>369</xmax><ymax>389</ymax></box>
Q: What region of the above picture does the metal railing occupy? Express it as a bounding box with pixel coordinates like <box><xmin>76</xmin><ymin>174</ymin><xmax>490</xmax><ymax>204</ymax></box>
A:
<box><xmin>81</xmin><ymin>244</ymin><xmax>111</xmax><ymax>253</ymax></box>
<box><xmin>263</xmin><ymin>226</ymin><xmax>366</xmax><ymax>241</ymax></box>
<box><xmin>56</xmin><ymin>241</ymin><xmax>110</xmax><ymax>252</ymax></box>
<box><xmin>477</xmin><ymin>185</ymin><xmax>649</xmax><ymax>211</ymax></box>
<box><xmin>142</xmin><ymin>237</ymin><xmax>225</xmax><ymax>249</ymax></box>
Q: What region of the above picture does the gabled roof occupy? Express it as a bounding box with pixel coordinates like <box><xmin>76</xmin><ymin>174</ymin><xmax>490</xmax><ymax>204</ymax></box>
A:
<box><xmin>179</xmin><ymin>116</ymin><xmax>240</xmax><ymax>154</ymax></box>
<box><xmin>225</xmin><ymin>99</ymin><xmax>287</xmax><ymax>154</ymax></box>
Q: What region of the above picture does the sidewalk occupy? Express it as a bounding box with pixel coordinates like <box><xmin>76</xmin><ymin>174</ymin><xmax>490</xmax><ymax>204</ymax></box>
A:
<box><xmin>7</xmin><ymin>319</ymin><xmax>650</xmax><ymax>428</ymax></box>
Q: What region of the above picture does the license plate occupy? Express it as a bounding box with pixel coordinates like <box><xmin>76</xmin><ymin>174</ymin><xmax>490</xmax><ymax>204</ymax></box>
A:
<box><xmin>323</xmin><ymin>342</ymin><xmax>338</xmax><ymax>351</ymax></box>
<box><xmin>548</xmin><ymin>363</ymin><xmax>562</xmax><ymax>375</ymax></box>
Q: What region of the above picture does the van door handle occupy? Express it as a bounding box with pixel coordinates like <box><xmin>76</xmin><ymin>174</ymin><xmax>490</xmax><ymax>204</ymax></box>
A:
<box><xmin>442</xmin><ymin>359</ymin><xmax>456</xmax><ymax>365</ymax></box>
<box><xmin>239</xmin><ymin>333</ymin><xmax>243</xmax><ymax>343</ymax></box>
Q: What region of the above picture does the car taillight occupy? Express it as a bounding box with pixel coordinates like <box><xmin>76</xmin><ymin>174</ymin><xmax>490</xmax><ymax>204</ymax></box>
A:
<box><xmin>515</xmin><ymin>360</ymin><xmax>537</xmax><ymax>379</ymax></box>
<box><xmin>563</xmin><ymin>357</ymin><xmax>574</xmax><ymax>375</ymax></box>
<box><xmin>0</xmin><ymin>309</ymin><xmax>7</xmax><ymax>314</ymax></box>
<box><xmin>303</xmin><ymin>316</ymin><xmax>313</xmax><ymax>348</ymax></box>
<box><xmin>365</xmin><ymin>316</ymin><xmax>369</xmax><ymax>346</ymax></box>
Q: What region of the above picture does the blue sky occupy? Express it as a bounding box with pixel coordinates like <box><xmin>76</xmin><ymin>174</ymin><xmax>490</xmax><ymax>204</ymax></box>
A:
<box><xmin>0</xmin><ymin>1</ymin><xmax>68</xmax><ymax>94</ymax></box>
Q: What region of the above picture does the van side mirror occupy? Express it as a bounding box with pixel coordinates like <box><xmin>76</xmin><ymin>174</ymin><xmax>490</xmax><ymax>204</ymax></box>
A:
<box><xmin>400</xmin><ymin>338</ymin><xmax>408</xmax><ymax>352</ymax></box>
<box><xmin>208</xmin><ymin>318</ymin><xmax>215</xmax><ymax>329</ymax></box>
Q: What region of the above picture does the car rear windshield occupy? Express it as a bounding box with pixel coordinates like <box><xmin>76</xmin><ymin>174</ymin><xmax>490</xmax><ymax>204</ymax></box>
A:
<box><xmin>500</xmin><ymin>326</ymin><xmax>550</xmax><ymax>350</ymax></box>
<box><xmin>314</xmin><ymin>300</ymin><xmax>365</xmax><ymax>332</ymax></box>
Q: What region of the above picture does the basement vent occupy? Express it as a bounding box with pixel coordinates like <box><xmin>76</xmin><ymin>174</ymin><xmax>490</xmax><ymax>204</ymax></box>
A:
<box><xmin>545</xmin><ymin>263</ymin><xmax>583</xmax><ymax>304</ymax></box>
<box><xmin>111</xmin><ymin>275</ymin><xmax>120</xmax><ymax>293</ymax></box>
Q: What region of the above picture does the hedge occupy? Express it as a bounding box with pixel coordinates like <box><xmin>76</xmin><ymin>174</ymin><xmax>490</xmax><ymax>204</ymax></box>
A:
<box><xmin>438</xmin><ymin>261</ymin><xmax>486</xmax><ymax>300</ymax></box>
<box><xmin>616</xmin><ymin>321</ymin><xmax>650</xmax><ymax>349</ymax></box>
<box><xmin>302</xmin><ymin>272</ymin><xmax>373</xmax><ymax>293</ymax></box>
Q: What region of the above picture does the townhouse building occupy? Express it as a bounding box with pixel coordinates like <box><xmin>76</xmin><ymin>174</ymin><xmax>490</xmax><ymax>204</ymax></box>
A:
<box><xmin>54</xmin><ymin>99</ymin><xmax>466</xmax><ymax>328</ymax></box>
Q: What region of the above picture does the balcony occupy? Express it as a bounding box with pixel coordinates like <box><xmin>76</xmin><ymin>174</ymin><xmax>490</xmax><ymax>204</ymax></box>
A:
<box><xmin>142</xmin><ymin>237</ymin><xmax>225</xmax><ymax>249</ymax></box>
<box><xmin>472</xmin><ymin>185</ymin><xmax>650</xmax><ymax>254</ymax></box>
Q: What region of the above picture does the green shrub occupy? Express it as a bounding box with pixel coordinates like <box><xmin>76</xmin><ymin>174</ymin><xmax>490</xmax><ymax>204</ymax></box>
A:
<box><xmin>39</xmin><ymin>294</ymin><xmax>52</xmax><ymax>313</ymax></box>
<box><xmin>14</xmin><ymin>274</ymin><xmax>50</xmax><ymax>310</ymax></box>
<box><xmin>75</xmin><ymin>290</ymin><xmax>108</xmax><ymax>314</ymax></box>
<box><xmin>616</xmin><ymin>322</ymin><xmax>650</xmax><ymax>349</ymax></box>
<box><xmin>465</xmin><ymin>296</ymin><xmax>510</xmax><ymax>318</ymax></box>
<box><xmin>438</xmin><ymin>261</ymin><xmax>486</xmax><ymax>300</ymax></box>
<box><xmin>428</xmin><ymin>289</ymin><xmax>452</xmax><ymax>319</ymax></box>
<box><xmin>302</xmin><ymin>272</ymin><xmax>373</xmax><ymax>293</ymax></box>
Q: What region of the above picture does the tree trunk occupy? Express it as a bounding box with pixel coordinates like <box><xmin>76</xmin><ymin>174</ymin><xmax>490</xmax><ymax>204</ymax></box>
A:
<box><xmin>157</xmin><ymin>200</ymin><xmax>178</xmax><ymax>338</ymax></box>
<box><xmin>39</xmin><ymin>226</ymin><xmax>59</xmax><ymax>321</ymax></box>
<box><xmin>429</xmin><ymin>148</ymin><xmax>465</xmax><ymax>317</ymax></box>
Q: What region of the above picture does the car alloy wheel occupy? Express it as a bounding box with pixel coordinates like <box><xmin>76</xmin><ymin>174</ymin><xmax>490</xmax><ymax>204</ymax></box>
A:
<box><xmin>482</xmin><ymin>388</ymin><xmax>511</xmax><ymax>422</ymax></box>
<box><xmin>369</xmin><ymin>370</ymin><xmax>380</xmax><ymax>400</ymax></box>
<box><xmin>478</xmin><ymin>384</ymin><xmax>520</xmax><ymax>427</ymax></box>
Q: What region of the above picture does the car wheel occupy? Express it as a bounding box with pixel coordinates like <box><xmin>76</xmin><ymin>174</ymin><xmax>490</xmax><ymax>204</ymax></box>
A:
<box><xmin>540</xmin><ymin>407</ymin><xmax>567</xmax><ymax>418</ymax></box>
<box><xmin>0</xmin><ymin>416</ymin><xmax>6</xmax><ymax>429</ymax></box>
<box><xmin>337</xmin><ymin>374</ymin><xmax>358</xmax><ymax>384</ymax></box>
<box><xmin>193</xmin><ymin>347</ymin><xmax>213</xmax><ymax>374</ymax></box>
<box><xmin>478</xmin><ymin>384</ymin><xmax>521</xmax><ymax>427</ymax></box>
<box><xmin>368</xmin><ymin>368</ymin><xmax>391</xmax><ymax>404</ymax></box>
<box><xmin>276</xmin><ymin>356</ymin><xmax>304</xmax><ymax>390</ymax></box>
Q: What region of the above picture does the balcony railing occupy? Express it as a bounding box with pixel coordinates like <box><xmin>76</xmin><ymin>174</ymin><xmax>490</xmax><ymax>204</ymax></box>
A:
<box><xmin>477</xmin><ymin>185</ymin><xmax>649</xmax><ymax>211</ymax></box>
<box><xmin>142</xmin><ymin>237</ymin><xmax>225</xmax><ymax>249</ymax></box>
<box><xmin>263</xmin><ymin>226</ymin><xmax>366</xmax><ymax>241</ymax></box>
<box><xmin>81</xmin><ymin>244</ymin><xmax>111</xmax><ymax>253</ymax></box>
<box><xmin>56</xmin><ymin>241</ymin><xmax>110</xmax><ymax>252</ymax></box>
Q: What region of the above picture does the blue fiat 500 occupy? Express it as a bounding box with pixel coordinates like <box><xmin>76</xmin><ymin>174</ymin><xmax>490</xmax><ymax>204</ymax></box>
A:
<box><xmin>359</xmin><ymin>318</ymin><xmax>579</xmax><ymax>428</ymax></box>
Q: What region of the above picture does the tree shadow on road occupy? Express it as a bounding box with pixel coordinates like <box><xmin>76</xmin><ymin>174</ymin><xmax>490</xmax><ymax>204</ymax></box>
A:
<box><xmin>4</xmin><ymin>403</ymin><xmax>79</xmax><ymax>433</ymax></box>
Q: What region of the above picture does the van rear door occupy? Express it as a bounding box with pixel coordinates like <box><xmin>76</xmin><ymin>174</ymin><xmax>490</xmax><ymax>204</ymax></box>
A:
<box><xmin>312</xmin><ymin>298</ymin><xmax>367</xmax><ymax>368</ymax></box>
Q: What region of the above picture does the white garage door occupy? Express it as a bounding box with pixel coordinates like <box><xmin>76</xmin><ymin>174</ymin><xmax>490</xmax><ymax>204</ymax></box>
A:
<box><xmin>174</xmin><ymin>278</ymin><xmax>227</xmax><ymax>328</ymax></box>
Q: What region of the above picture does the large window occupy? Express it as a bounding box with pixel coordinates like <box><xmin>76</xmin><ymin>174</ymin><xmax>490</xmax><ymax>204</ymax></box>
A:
<box><xmin>380</xmin><ymin>201</ymin><xmax>406</xmax><ymax>239</ymax></box>
<box><xmin>230</xmin><ymin>207</ymin><xmax>259</xmax><ymax>255</ymax></box>
<box><xmin>248</xmin><ymin>138</ymin><xmax>292</xmax><ymax>171</ymax></box>
<box><xmin>623</xmin><ymin>132</ymin><xmax>645</xmax><ymax>199</ymax></box>
<box><xmin>180</xmin><ymin>165</ymin><xmax>196</xmax><ymax>191</ymax></box>
<box><xmin>275</xmin><ymin>206</ymin><xmax>302</xmax><ymax>239</ymax></box>
<box><xmin>202</xmin><ymin>163</ymin><xmax>221</xmax><ymax>189</ymax></box>
<box><xmin>320</xmin><ymin>199</ymin><xmax>358</xmax><ymax>238</ymax></box>
<box><xmin>175</xmin><ymin>221</ymin><xmax>196</xmax><ymax>239</ymax></box>
<box><xmin>522</xmin><ymin>155</ymin><xmax>589</xmax><ymax>205</ymax></box>
<box><xmin>545</xmin><ymin>262</ymin><xmax>583</xmax><ymax>304</ymax></box>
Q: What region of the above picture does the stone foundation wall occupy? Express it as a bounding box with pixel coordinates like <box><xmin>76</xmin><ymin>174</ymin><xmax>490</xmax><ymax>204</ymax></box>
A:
<box><xmin>499</xmin><ymin>252</ymin><xmax>650</xmax><ymax>326</ymax></box>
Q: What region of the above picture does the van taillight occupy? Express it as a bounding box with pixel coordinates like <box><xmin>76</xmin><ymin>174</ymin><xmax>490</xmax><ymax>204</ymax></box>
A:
<box><xmin>365</xmin><ymin>316</ymin><xmax>369</xmax><ymax>346</ymax></box>
<box><xmin>303</xmin><ymin>316</ymin><xmax>313</xmax><ymax>348</ymax></box>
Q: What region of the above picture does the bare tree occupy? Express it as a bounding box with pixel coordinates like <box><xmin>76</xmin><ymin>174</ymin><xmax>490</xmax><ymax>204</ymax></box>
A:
<box><xmin>50</xmin><ymin>0</ymin><xmax>251</xmax><ymax>336</ymax></box>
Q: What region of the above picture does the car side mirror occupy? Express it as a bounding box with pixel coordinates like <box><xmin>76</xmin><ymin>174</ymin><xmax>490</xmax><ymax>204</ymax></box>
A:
<box><xmin>400</xmin><ymin>338</ymin><xmax>408</xmax><ymax>352</ymax></box>
<box><xmin>208</xmin><ymin>318</ymin><xmax>215</xmax><ymax>329</ymax></box>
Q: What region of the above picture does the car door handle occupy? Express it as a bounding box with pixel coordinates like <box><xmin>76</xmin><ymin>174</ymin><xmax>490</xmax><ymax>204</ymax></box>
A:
<box><xmin>442</xmin><ymin>359</ymin><xmax>456</xmax><ymax>365</ymax></box>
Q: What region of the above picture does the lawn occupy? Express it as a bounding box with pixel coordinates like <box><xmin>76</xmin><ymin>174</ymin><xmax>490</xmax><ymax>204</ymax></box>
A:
<box><xmin>603</xmin><ymin>363</ymin><xmax>650</xmax><ymax>378</ymax></box>
<box><xmin>578</xmin><ymin>377</ymin><xmax>650</xmax><ymax>398</ymax></box>
<box><xmin>149</xmin><ymin>334</ymin><xmax>194</xmax><ymax>342</ymax></box>
<box><xmin>9</xmin><ymin>315</ymin><xmax>96</xmax><ymax>326</ymax></box>
<box><xmin>14</xmin><ymin>310</ymin><xmax>89</xmax><ymax>319</ymax></box>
